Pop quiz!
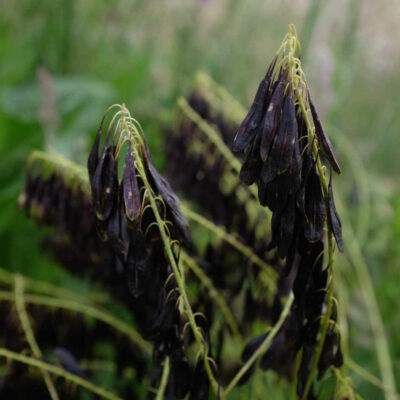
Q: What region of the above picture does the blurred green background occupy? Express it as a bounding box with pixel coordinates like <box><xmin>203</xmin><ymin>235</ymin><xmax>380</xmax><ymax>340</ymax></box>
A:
<box><xmin>0</xmin><ymin>0</ymin><xmax>399</xmax><ymax>398</ymax></box>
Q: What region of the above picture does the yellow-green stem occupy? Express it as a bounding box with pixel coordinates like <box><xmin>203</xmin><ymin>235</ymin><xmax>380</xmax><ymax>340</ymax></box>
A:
<box><xmin>14</xmin><ymin>275</ymin><xmax>60</xmax><ymax>400</ymax></box>
<box><xmin>221</xmin><ymin>292</ymin><xmax>294</xmax><ymax>399</ymax></box>
<box><xmin>0</xmin><ymin>348</ymin><xmax>122</xmax><ymax>400</ymax></box>
<box><xmin>181</xmin><ymin>251</ymin><xmax>242</xmax><ymax>342</ymax></box>
<box><xmin>155</xmin><ymin>357</ymin><xmax>170</xmax><ymax>400</ymax></box>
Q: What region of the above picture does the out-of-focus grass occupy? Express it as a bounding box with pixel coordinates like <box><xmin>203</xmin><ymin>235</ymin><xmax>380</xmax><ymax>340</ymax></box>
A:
<box><xmin>0</xmin><ymin>0</ymin><xmax>399</xmax><ymax>398</ymax></box>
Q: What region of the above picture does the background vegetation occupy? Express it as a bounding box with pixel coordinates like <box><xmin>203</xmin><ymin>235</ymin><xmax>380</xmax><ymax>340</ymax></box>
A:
<box><xmin>0</xmin><ymin>0</ymin><xmax>399</xmax><ymax>398</ymax></box>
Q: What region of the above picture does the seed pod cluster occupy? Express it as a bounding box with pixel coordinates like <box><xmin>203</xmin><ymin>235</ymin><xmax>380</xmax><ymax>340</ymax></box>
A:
<box><xmin>234</xmin><ymin>40</ymin><xmax>344</xmax><ymax>397</ymax></box>
<box><xmin>87</xmin><ymin>111</ymin><xmax>193</xmax><ymax>398</ymax></box>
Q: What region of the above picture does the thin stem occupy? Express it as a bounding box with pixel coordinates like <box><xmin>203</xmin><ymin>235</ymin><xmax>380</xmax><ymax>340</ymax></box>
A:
<box><xmin>0</xmin><ymin>348</ymin><xmax>122</xmax><ymax>400</ymax></box>
<box><xmin>181</xmin><ymin>205</ymin><xmax>277</xmax><ymax>286</ymax></box>
<box><xmin>155</xmin><ymin>357</ymin><xmax>170</xmax><ymax>400</ymax></box>
<box><xmin>177</xmin><ymin>97</ymin><xmax>271</xmax><ymax>219</ymax></box>
<box><xmin>221</xmin><ymin>292</ymin><xmax>294</xmax><ymax>399</ymax></box>
<box><xmin>14</xmin><ymin>275</ymin><xmax>60</xmax><ymax>400</ymax></box>
<box><xmin>0</xmin><ymin>290</ymin><xmax>152</xmax><ymax>355</ymax></box>
<box><xmin>0</xmin><ymin>267</ymin><xmax>108</xmax><ymax>304</ymax></box>
<box><xmin>181</xmin><ymin>251</ymin><xmax>242</xmax><ymax>342</ymax></box>
<box><xmin>178</xmin><ymin>97</ymin><xmax>242</xmax><ymax>173</ymax></box>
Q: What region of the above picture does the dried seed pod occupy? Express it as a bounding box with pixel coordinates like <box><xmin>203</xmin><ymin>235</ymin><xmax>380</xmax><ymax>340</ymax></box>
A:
<box><xmin>308</xmin><ymin>91</ymin><xmax>341</xmax><ymax>174</ymax></box>
<box><xmin>142</xmin><ymin>145</ymin><xmax>191</xmax><ymax>246</ymax></box>
<box><xmin>122</xmin><ymin>144</ymin><xmax>141</xmax><ymax>222</ymax></box>
<box><xmin>240</xmin><ymin>136</ymin><xmax>262</xmax><ymax>185</ymax></box>
<box><xmin>87</xmin><ymin>116</ymin><xmax>105</xmax><ymax>185</ymax></box>
<box><xmin>92</xmin><ymin>145</ymin><xmax>117</xmax><ymax>221</ymax></box>
<box><xmin>233</xmin><ymin>78</ymin><xmax>270</xmax><ymax>153</ymax></box>
<box><xmin>237</xmin><ymin>333</ymin><xmax>267</xmax><ymax>385</ymax></box>
<box><xmin>259</xmin><ymin>79</ymin><xmax>287</xmax><ymax>161</ymax></box>
<box><xmin>268</xmin><ymin>95</ymin><xmax>297</xmax><ymax>175</ymax></box>
<box><xmin>189</xmin><ymin>357</ymin><xmax>210</xmax><ymax>400</ymax></box>
<box><xmin>53</xmin><ymin>347</ymin><xmax>87</xmax><ymax>379</ymax></box>
<box><xmin>328</xmin><ymin>173</ymin><xmax>344</xmax><ymax>252</ymax></box>
<box><xmin>303</xmin><ymin>166</ymin><xmax>325</xmax><ymax>242</ymax></box>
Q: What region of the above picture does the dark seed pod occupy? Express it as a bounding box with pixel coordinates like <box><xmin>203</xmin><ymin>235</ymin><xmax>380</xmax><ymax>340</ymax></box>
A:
<box><xmin>269</xmin><ymin>95</ymin><xmax>297</xmax><ymax>175</ymax></box>
<box><xmin>103</xmin><ymin>191</ymin><xmax>126</xmax><ymax>255</ymax></box>
<box><xmin>308</xmin><ymin>91</ymin><xmax>341</xmax><ymax>174</ymax></box>
<box><xmin>142</xmin><ymin>145</ymin><xmax>191</xmax><ymax>246</ymax></box>
<box><xmin>233</xmin><ymin>79</ymin><xmax>270</xmax><ymax>153</ymax></box>
<box><xmin>259</xmin><ymin>80</ymin><xmax>287</xmax><ymax>161</ymax></box>
<box><xmin>87</xmin><ymin>116</ymin><xmax>105</xmax><ymax>185</ymax></box>
<box><xmin>127</xmin><ymin>231</ymin><xmax>148</xmax><ymax>298</ymax></box>
<box><xmin>240</xmin><ymin>136</ymin><xmax>262</xmax><ymax>185</ymax></box>
<box><xmin>53</xmin><ymin>347</ymin><xmax>87</xmax><ymax>379</ymax></box>
<box><xmin>317</xmin><ymin>329</ymin><xmax>342</xmax><ymax>379</ymax></box>
<box><xmin>328</xmin><ymin>173</ymin><xmax>343</xmax><ymax>252</ymax></box>
<box><xmin>274</xmin><ymin>196</ymin><xmax>297</xmax><ymax>258</ymax></box>
<box><xmin>170</xmin><ymin>342</ymin><xmax>191</xmax><ymax>399</ymax></box>
<box><xmin>303</xmin><ymin>166</ymin><xmax>325</xmax><ymax>242</ymax></box>
<box><xmin>189</xmin><ymin>357</ymin><xmax>210</xmax><ymax>400</ymax></box>
<box><xmin>122</xmin><ymin>144</ymin><xmax>141</xmax><ymax>222</ymax></box>
<box><xmin>92</xmin><ymin>145</ymin><xmax>117</xmax><ymax>221</ymax></box>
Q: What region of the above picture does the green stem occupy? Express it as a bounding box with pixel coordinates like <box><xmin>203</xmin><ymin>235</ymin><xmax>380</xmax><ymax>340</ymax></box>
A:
<box><xmin>0</xmin><ymin>290</ymin><xmax>152</xmax><ymax>355</ymax></box>
<box><xmin>0</xmin><ymin>348</ymin><xmax>122</xmax><ymax>400</ymax></box>
<box><xmin>155</xmin><ymin>357</ymin><xmax>170</xmax><ymax>400</ymax></box>
<box><xmin>181</xmin><ymin>251</ymin><xmax>242</xmax><ymax>342</ymax></box>
<box><xmin>221</xmin><ymin>292</ymin><xmax>294</xmax><ymax>399</ymax></box>
<box><xmin>14</xmin><ymin>275</ymin><xmax>60</xmax><ymax>400</ymax></box>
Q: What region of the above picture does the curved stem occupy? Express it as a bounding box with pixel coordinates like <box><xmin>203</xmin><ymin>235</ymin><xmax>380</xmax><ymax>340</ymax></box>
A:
<box><xmin>0</xmin><ymin>348</ymin><xmax>122</xmax><ymax>400</ymax></box>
